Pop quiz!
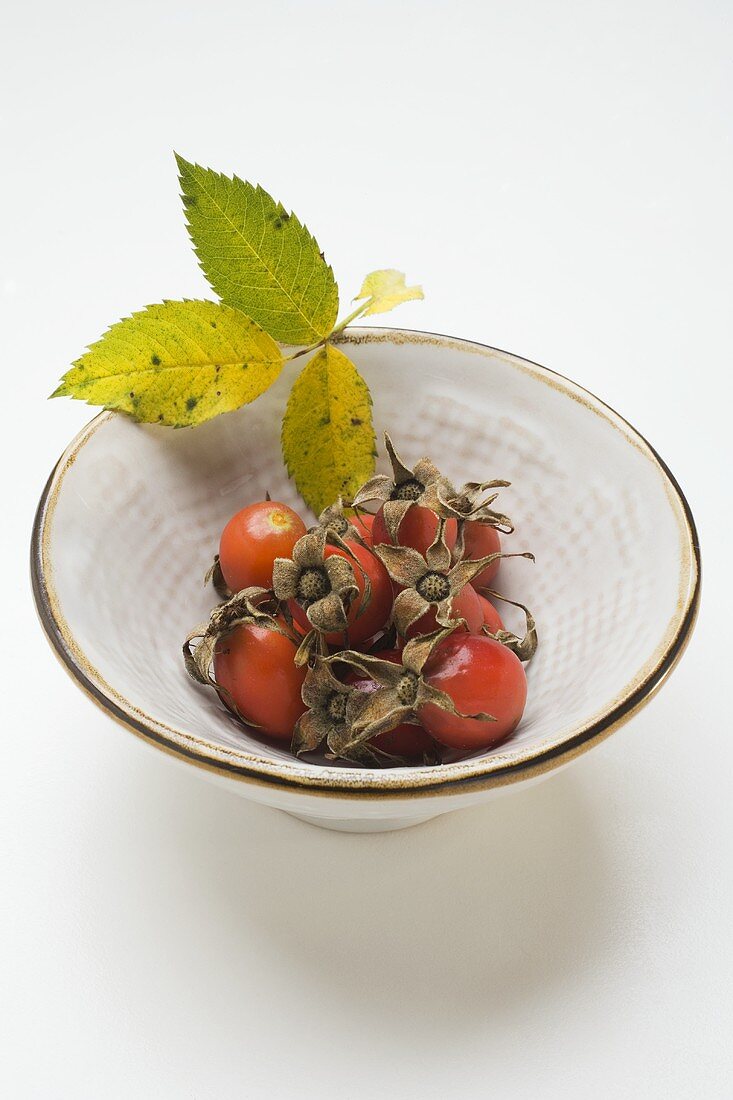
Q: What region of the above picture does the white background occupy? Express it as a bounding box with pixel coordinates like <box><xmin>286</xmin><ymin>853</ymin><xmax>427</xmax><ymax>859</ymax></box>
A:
<box><xmin>1</xmin><ymin>2</ymin><xmax>731</xmax><ymax>1097</ymax></box>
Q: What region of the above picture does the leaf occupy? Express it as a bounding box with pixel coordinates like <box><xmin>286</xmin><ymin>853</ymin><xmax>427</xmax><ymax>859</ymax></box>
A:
<box><xmin>176</xmin><ymin>154</ymin><xmax>339</xmax><ymax>345</ymax></box>
<box><xmin>354</xmin><ymin>269</ymin><xmax>424</xmax><ymax>316</ymax></box>
<box><xmin>282</xmin><ymin>345</ymin><xmax>376</xmax><ymax>514</ymax></box>
<box><xmin>52</xmin><ymin>300</ymin><xmax>283</xmax><ymax>427</ymax></box>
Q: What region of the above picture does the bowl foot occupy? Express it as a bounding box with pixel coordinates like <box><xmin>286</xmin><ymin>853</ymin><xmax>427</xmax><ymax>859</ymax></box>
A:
<box><xmin>283</xmin><ymin>810</ymin><xmax>440</xmax><ymax>833</ymax></box>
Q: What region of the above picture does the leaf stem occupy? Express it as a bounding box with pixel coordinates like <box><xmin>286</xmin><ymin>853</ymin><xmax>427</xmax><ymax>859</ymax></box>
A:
<box><xmin>329</xmin><ymin>299</ymin><xmax>372</xmax><ymax>338</ymax></box>
<box><xmin>283</xmin><ymin>340</ymin><xmax>323</xmax><ymax>364</ymax></box>
<box><xmin>283</xmin><ymin>299</ymin><xmax>372</xmax><ymax>363</ymax></box>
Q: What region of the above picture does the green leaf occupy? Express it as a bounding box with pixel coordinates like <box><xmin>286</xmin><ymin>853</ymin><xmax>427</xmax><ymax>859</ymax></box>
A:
<box><xmin>354</xmin><ymin>269</ymin><xmax>424</xmax><ymax>316</ymax></box>
<box><xmin>52</xmin><ymin>300</ymin><xmax>283</xmax><ymax>427</ymax></box>
<box><xmin>176</xmin><ymin>155</ymin><xmax>339</xmax><ymax>346</ymax></box>
<box><xmin>282</xmin><ymin>345</ymin><xmax>376</xmax><ymax>514</ymax></box>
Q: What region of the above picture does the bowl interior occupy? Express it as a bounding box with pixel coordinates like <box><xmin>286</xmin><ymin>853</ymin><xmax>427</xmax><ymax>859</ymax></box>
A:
<box><xmin>36</xmin><ymin>329</ymin><xmax>697</xmax><ymax>790</ymax></box>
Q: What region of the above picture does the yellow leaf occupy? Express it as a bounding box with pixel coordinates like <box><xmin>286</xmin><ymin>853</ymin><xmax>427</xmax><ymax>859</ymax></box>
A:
<box><xmin>53</xmin><ymin>300</ymin><xmax>283</xmax><ymax>427</ymax></box>
<box><xmin>282</xmin><ymin>346</ymin><xmax>376</xmax><ymax>514</ymax></box>
<box><xmin>354</xmin><ymin>269</ymin><xmax>424</xmax><ymax>316</ymax></box>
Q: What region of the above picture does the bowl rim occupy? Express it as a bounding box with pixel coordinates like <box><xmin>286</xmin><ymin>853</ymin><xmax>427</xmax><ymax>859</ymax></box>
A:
<box><xmin>31</xmin><ymin>326</ymin><xmax>701</xmax><ymax>801</ymax></box>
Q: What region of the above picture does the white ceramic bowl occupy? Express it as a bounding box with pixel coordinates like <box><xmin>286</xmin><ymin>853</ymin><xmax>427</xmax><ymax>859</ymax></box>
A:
<box><xmin>32</xmin><ymin>328</ymin><xmax>700</xmax><ymax>831</ymax></box>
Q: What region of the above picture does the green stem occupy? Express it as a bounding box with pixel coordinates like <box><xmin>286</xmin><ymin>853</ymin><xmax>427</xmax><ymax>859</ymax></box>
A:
<box><xmin>283</xmin><ymin>299</ymin><xmax>372</xmax><ymax>363</ymax></box>
<box><xmin>329</xmin><ymin>299</ymin><xmax>372</xmax><ymax>338</ymax></box>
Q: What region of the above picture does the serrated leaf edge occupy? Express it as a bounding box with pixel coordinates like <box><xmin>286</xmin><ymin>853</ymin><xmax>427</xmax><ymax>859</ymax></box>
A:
<box><xmin>175</xmin><ymin>154</ymin><xmax>338</xmax><ymax>344</ymax></box>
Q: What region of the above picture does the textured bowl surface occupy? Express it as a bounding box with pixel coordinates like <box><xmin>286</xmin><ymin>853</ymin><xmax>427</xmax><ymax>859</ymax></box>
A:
<box><xmin>32</xmin><ymin>329</ymin><xmax>700</xmax><ymax>830</ymax></box>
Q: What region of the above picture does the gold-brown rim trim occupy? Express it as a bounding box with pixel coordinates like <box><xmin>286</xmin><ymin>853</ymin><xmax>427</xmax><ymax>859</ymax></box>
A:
<box><xmin>31</xmin><ymin>328</ymin><xmax>701</xmax><ymax>801</ymax></box>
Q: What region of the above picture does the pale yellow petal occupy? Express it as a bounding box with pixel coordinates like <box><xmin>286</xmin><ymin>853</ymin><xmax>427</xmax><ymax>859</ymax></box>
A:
<box><xmin>354</xmin><ymin>270</ymin><xmax>424</xmax><ymax>317</ymax></box>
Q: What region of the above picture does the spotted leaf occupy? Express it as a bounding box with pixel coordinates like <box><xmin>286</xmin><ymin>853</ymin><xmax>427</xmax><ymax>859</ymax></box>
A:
<box><xmin>177</xmin><ymin>155</ymin><xmax>339</xmax><ymax>345</ymax></box>
<box><xmin>52</xmin><ymin>300</ymin><xmax>283</xmax><ymax>427</ymax></box>
<box><xmin>281</xmin><ymin>345</ymin><xmax>376</xmax><ymax>514</ymax></box>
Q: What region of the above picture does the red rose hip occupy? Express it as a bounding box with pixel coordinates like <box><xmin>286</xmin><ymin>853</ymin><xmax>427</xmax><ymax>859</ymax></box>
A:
<box><xmin>219</xmin><ymin>501</ymin><xmax>306</xmax><ymax>593</ymax></box>
<box><xmin>420</xmin><ymin>633</ymin><xmax>527</xmax><ymax>750</ymax></box>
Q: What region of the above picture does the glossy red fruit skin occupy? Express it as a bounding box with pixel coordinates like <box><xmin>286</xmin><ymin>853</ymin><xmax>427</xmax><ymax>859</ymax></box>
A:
<box><xmin>464</xmin><ymin>522</ymin><xmax>502</xmax><ymax>589</ymax></box>
<box><xmin>213</xmin><ymin>622</ymin><xmax>306</xmax><ymax>740</ymax></box>
<box><xmin>347</xmin><ymin>652</ymin><xmax>433</xmax><ymax>758</ymax></box>
<box><xmin>406</xmin><ymin>583</ymin><xmax>483</xmax><ymax>638</ymax></box>
<box><xmin>420</xmin><ymin>634</ymin><xmax>527</xmax><ymax>750</ymax></box>
<box><xmin>291</xmin><ymin>542</ymin><xmax>392</xmax><ymax>646</ymax></box>
<box><xmin>372</xmin><ymin>505</ymin><xmax>457</xmax><ymax>556</ymax></box>
<box><xmin>219</xmin><ymin>501</ymin><xmax>306</xmax><ymax>593</ymax></box>
<box><xmin>477</xmin><ymin>593</ymin><xmax>504</xmax><ymax>634</ymax></box>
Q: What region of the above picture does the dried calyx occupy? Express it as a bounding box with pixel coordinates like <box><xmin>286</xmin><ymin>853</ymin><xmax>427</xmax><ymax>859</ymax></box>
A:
<box><xmin>183</xmin><ymin>586</ymin><xmax>293</xmax><ymax>687</ymax></box>
<box><xmin>427</xmin><ymin>479</ymin><xmax>514</xmax><ymax>532</ymax></box>
<box><xmin>421</xmin><ymin>479</ymin><xmax>513</xmax><ymax>563</ymax></box>
<box><xmin>204</xmin><ymin>555</ymin><xmax>232</xmax><ymax>601</ymax></box>
<box><xmin>272</xmin><ymin>527</ymin><xmax>359</xmax><ymax>634</ymax></box>
<box><xmin>292</xmin><ymin>660</ymin><xmax>391</xmax><ymax>766</ymax></box>
<box><xmin>320</xmin><ymin>627</ymin><xmax>496</xmax><ymax>753</ymax></box>
<box><xmin>353</xmin><ymin>431</ymin><xmax>515</xmax><ymax>555</ymax></box>
<box><xmin>478</xmin><ymin>589</ymin><xmax>538</xmax><ymax>662</ymax></box>
<box><xmin>374</xmin><ymin>520</ymin><xmax>527</xmax><ymax>637</ymax></box>
<box><xmin>314</xmin><ymin>498</ymin><xmax>372</xmax><ymax>549</ymax></box>
<box><xmin>353</xmin><ymin>432</ymin><xmax>453</xmax><ymax>542</ymax></box>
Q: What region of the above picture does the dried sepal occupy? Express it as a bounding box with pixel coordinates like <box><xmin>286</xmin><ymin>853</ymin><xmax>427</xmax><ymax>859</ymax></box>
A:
<box><xmin>315</xmin><ymin>498</ymin><xmax>372</xmax><ymax>550</ymax></box>
<box><xmin>374</xmin><ymin>542</ymin><xmax>427</xmax><ymax>587</ymax></box>
<box><xmin>373</xmin><ymin>522</ymin><xmax>514</xmax><ymax>637</ymax></box>
<box><xmin>324</xmin><ymin>740</ymin><xmax>412</xmax><ymax>768</ymax></box>
<box><xmin>352</xmin><ymin>432</ymin><xmax>453</xmax><ymax>544</ymax></box>
<box><xmin>416</xmin><ymin>680</ymin><xmax>494</xmax><ymax>723</ymax></box>
<box><xmin>308</xmin><ymin>591</ymin><xmax>349</xmax><ymax>633</ymax></box>
<box><xmin>345</xmin><ymin>694</ymin><xmax>417</xmax><ymax>744</ymax></box>
<box><xmin>204</xmin><ymin>555</ymin><xmax>233</xmax><ymax>601</ymax></box>
<box><xmin>400</xmin><ymin>625</ymin><xmax>458</xmax><ymax>675</ymax></box>
<box><xmin>322</xmin><ymin>534</ymin><xmax>374</xmax><ymax>623</ymax></box>
<box><xmin>327</xmin><ymin>742</ymin><xmax>384</xmax><ymax>767</ymax></box>
<box><xmin>183</xmin><ymin>586</ymin><xmax>289</xmax><ymax>687</ymax></box>
<box><xmin>291</xmin><ymin>658</ymin><xmax>369</xmax><ymax>757</ymax></box>
<box><xmin>291</xmin><ymin>709</ymin><xmax>328</xmax><ymax>755</ymax></box>
<box><xmin>183</xmin><ymin>621</ymin><xmax>211</xmax><ymax>684</ymax></box>
<box><xmin>478</xmin><ymin>589</ymin><xmax>538</xmax><ymax>662</ymax></box>
<box><xmin>391</xmin><ymin>588</ymin><xmax>432</xmax><ymax>636</ymax></box>
<box><xmin>425</xmin><ymin>479</ymin><xmax>514</xmax><ymax>533</ymax></box>
<box><xmin>460</xmin><ymin>482</ymin><xmax>514</xmax><ymax>532</ymax></box>
<box><xmin>292</xmin><ymin>627</ymin><xmax>328</xmax><ymax>667</ymax></box>
<box><xmin>272</xmin><ymin>527</ymin><xmax>359</xmax><ymax>634</ymax></box>
<box><xmin>350</xmin><ymin>472</ymin><xmax>393</xmax><ymax>508</ymax></box>
<box><xmin>294</xmin><ymin>528</ymin><xmax>326</xmax><ymax>568</ymax></box>
<box><xmin>326</xmin><ymin>626</ymin><xmax>496</xmax><ymax>748</ymax></box>
<box><xmin>420</xmin><ymin>477</ymin><xmax>514</xmax><ymax>562</ymax></box>
<box><xmin>325</xmin><ymin>648</ymin><xmax>404</xmax><ymax>688</ymax></box>
<box><xmin>271</xmin><ymin>557</ymin><xmax>301</xmax><ymax>598</ymax></box>
<box><xmin>446</xmin><ymin>551</ymin><xmax>528</xmax><ymax>592</ymax></box>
